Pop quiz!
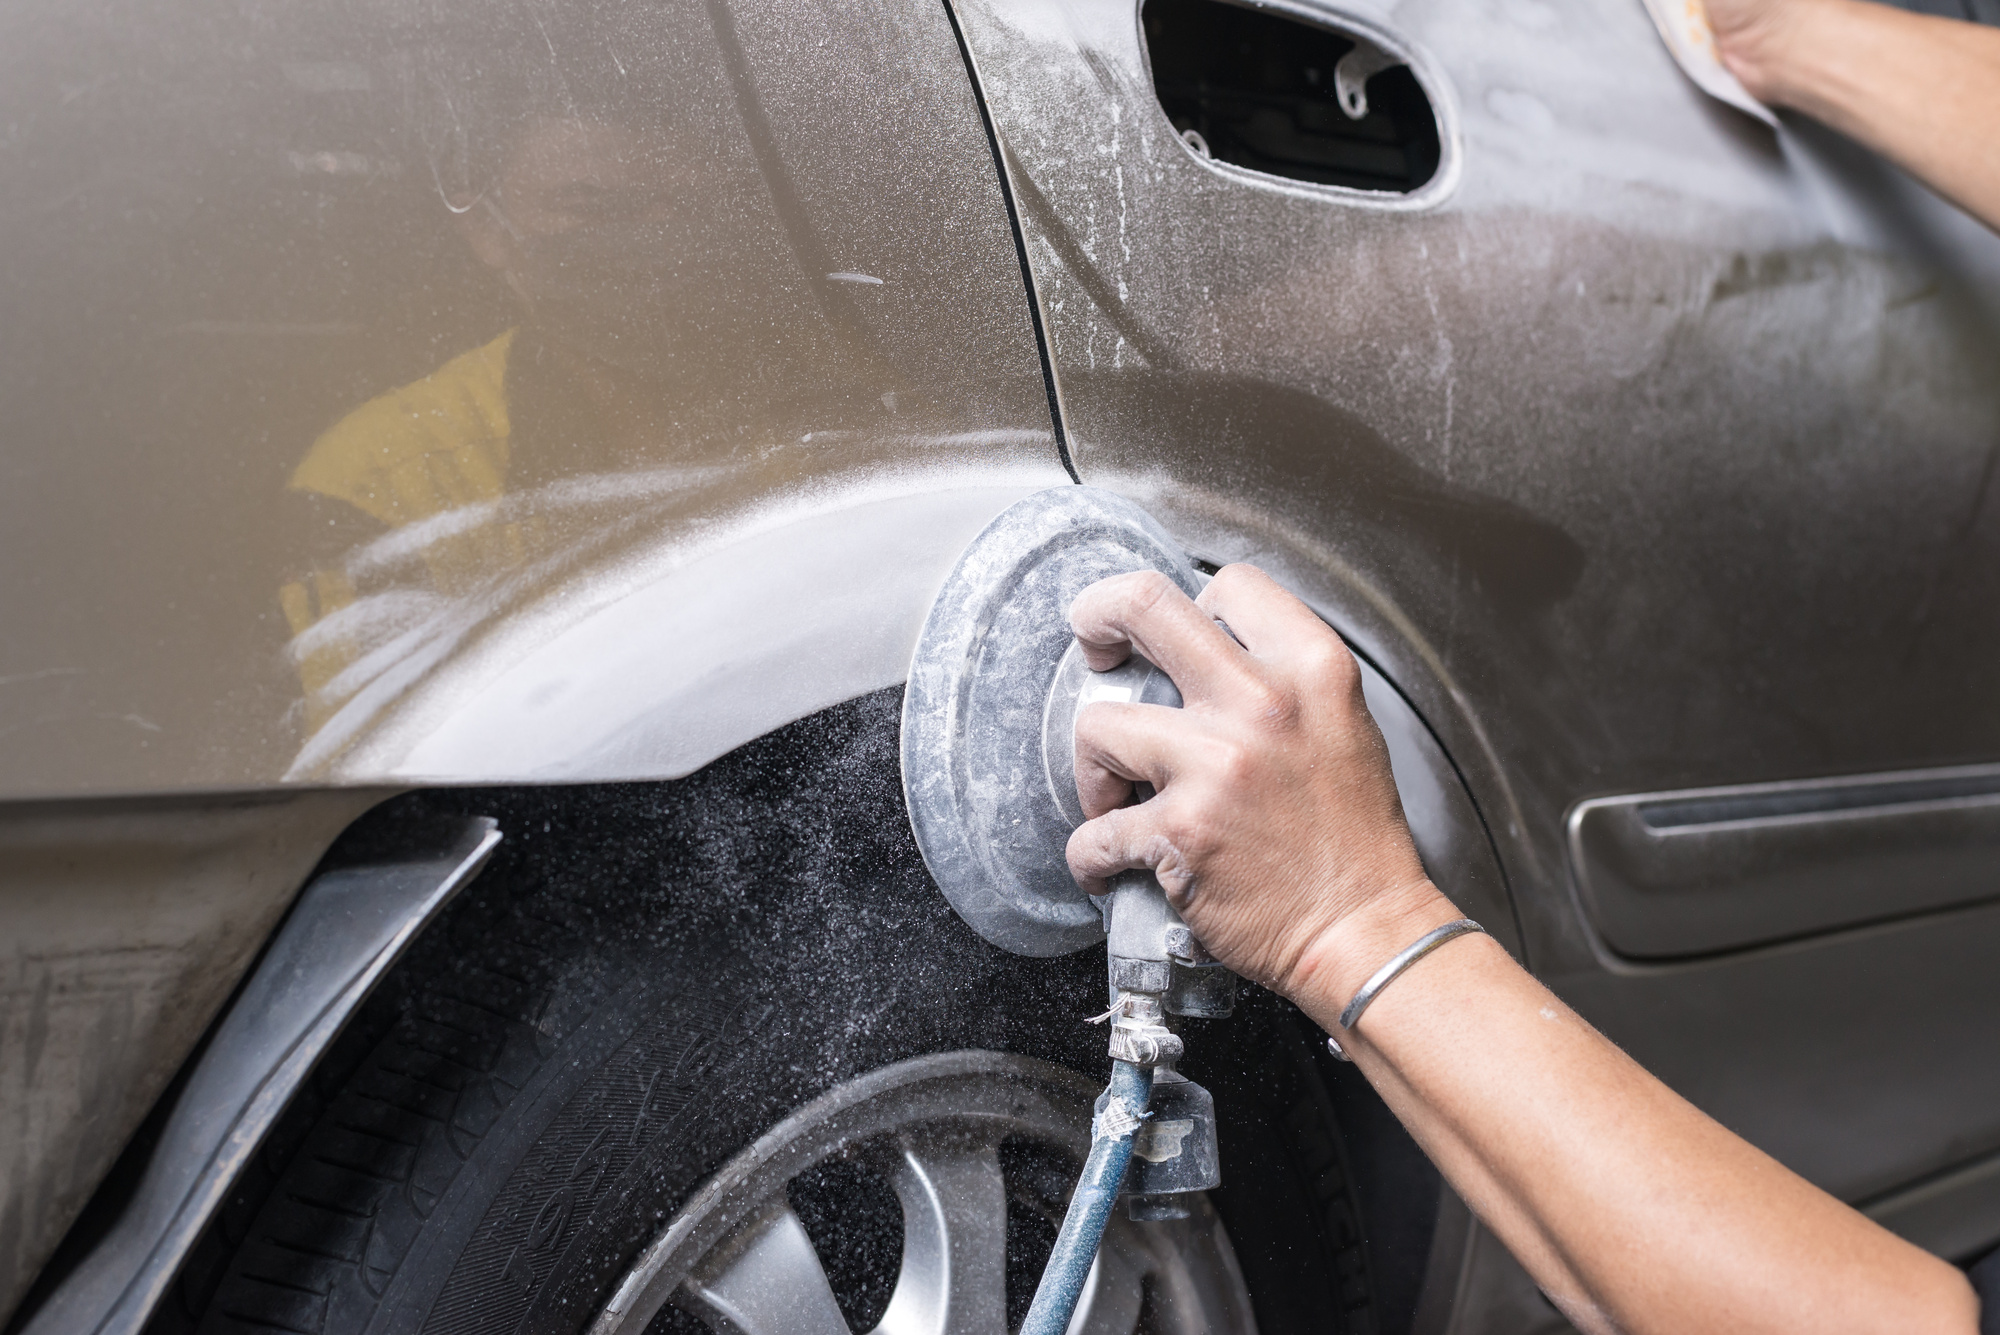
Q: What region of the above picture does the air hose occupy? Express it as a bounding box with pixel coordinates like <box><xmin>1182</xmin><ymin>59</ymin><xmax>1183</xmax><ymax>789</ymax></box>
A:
<box><xmin>1017</xmin><ymin>1059</ymin><xmax>1153</xmax><ymax>1335</ymax></box>
<box><xmin>1018</xmin><ymin>872</ymin><xmax>1220</xmax><ymax>1334</ymax></box>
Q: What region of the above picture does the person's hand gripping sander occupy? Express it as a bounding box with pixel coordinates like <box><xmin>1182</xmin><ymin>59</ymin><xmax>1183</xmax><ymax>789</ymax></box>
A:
<box><xmin>1064</xmin><ymin>564</ymin><xmax>1979</xmax><ymax>1335</ymax></box>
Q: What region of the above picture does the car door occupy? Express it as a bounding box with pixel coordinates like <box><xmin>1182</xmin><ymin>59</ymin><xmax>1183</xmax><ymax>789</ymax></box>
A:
<box><xmin>944</xmin><ymin>0</ymin><xmax>2000</xmax><ymax>1308</ymax></box>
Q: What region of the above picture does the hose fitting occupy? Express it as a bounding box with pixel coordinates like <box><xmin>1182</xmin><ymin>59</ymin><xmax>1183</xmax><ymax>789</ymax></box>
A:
<box><xmin>1105</xmin><ymin>991</ymin><xmax>1185</xmax><ymax>1066</ymax></box>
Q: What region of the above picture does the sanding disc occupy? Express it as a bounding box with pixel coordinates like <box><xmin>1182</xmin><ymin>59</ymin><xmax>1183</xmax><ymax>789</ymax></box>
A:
<box><xmin>900</xmin><ymin>486</ymin><xmax>1202</xmax><ymax>957</ymax></box>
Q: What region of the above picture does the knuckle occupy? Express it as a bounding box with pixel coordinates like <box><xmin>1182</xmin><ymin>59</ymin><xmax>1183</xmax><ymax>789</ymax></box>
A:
<box><xmin>1194</xmin><ymin>571</ymin><xmax>1233</xmax><ymax>611</ymax></box>
<box><xmin>1123</xmin><ymin>569</ymin><xmax>1179</xmax><ymax>615</ymax></box>
<box><xmin>1068</xmin><ymin>815</ymin><xmax>1117</xmax><ymax>866</ymax></box>
<box><xmin>1197</xmin><ymin>562</ymin><xmax>1266</xmax><ymax>608</ymax></box>
<box><xmin>1201</xmin><ymin>734</ymin><xmax>1258</xmax><ymax>787</ymax></box>
<box><xmin>1301</xmin><ymin>636</ymin><xmax>1359</xmax><ymax>690</ymax></box>
<box><xmin>1211</xmin><ymin>562</ymin><xmax>1264</xmax><ymax>589</ymax></box>
<box><xmin>1238</xmin><ymin>676</ymin><xmax>1297</xmax><ymax>727</ymax></box>
<box><xmin>1070</xmin><ymin>576</ymin><xmax>1129</xmax><ymax>627</ymax></box>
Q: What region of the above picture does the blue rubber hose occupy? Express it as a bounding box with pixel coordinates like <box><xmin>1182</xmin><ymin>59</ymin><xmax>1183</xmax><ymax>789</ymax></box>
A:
<box><xmin>1018</xmin><ymin>1059</ymin><xmax>1154</xmax><ymax>1335</ymax></box>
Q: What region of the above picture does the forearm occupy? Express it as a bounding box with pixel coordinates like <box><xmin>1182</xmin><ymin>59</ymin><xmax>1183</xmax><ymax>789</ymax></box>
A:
<box><xmin>1290</xmin><ymin>887</ymin><xmax>1980</xmax><ymax>1335</ymax></box>
<box><xmin>1720</xmin><ymin>0</ymin><xmax>2000</xmax><ymax>230</ymax></box>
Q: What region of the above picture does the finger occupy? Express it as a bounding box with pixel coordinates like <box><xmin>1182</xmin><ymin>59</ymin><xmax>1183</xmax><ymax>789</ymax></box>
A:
<box><xmin>1072</xmin><ymin>699</ymin><xmax>1192</xmax><ymax>817</ymax></box>
<box><xmin>1066</xmin><ymin>801</ymin><xmax>1196</xmax><ymax>901</ymax></box>
<box><xmin>1195</xmin><ymin>563</ymin><xmax>1347</xmax><ymax>663</ymax></box>
<box><xmin>1069</xmin><ymin>569</ymin><xmax>1260</xmax><ymax>703</ymax></box>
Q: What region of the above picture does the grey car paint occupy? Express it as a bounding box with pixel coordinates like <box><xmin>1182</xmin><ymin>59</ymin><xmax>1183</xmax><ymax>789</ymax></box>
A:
<box><xmin>1570</xmin><ymin>763</ymin><xmax>2000</xmax><ymax>957</ymax></box>
<box><xmin>0</xmin><ymin>0</ymin><xmax>1061</xmax><ymax>797</ymax></box>
<box><xmin>4</xmin><ymin>0</ymin><xmax>2000</xmax><ymax>1326</ymax></box>
<box><xmin>948</xmin><ymin>0</ymin><xmax>2000</xmax><ymax>1258</ymax></box>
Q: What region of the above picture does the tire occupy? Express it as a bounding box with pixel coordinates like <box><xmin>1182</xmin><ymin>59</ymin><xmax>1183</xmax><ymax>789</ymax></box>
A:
<box><xmin>149</xmin><ymin>690</ymin><xmax>1435</xmax><ymax>1335</ymax></box>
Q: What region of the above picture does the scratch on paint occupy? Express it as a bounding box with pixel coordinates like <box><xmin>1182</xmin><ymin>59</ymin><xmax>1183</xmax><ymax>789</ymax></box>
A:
<box><xmin>0</xmin><ymin>668</ymin><xmax>83</xmax><ymax>689</ymax></box>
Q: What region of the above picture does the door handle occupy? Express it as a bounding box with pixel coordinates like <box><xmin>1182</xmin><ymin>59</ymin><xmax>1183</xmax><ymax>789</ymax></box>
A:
<box><xmin>1569</xmin><ymin>764</ymin><xmax>2000</xmax><ymax>958</ymax></box>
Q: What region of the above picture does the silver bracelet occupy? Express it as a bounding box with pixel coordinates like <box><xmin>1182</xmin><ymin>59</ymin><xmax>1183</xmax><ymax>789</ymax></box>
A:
<box><xmin>1324</xmin><ymin>918</ymin><xmax>1485</xmax><ymax>1062</ymax></box>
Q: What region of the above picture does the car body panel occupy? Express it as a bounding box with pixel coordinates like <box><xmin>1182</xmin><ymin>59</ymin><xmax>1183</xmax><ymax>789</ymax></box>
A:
<box><xmin>300</xmin><ymin>469</ymin><xmax>1070</xmax><ymax>783</ymax></box>
<box><xmin>0</xmin><ymin>0</ymin><xmax>1060</xmax><ymax>799</ymax></box>
<box><xmin>0</xmin><ymin>789</ymin><xmax>388</xmax><ymax>1325</ymax></box>
<box><xmin>946</xmin><ymin>0</ymin><xmax>2000</xmax><ymax>1240</ymax></box>
<box><xmin>18</xmin><ymin>816</ymin><xmax>498</xmax><ymax>1335</ymax></box>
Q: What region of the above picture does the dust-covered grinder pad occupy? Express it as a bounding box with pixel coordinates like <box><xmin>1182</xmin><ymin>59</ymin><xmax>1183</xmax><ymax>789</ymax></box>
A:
<box><xmin>900</xmin><ymin>486</ymin><xmax>1203</xmax><ymax>957</ymax></box>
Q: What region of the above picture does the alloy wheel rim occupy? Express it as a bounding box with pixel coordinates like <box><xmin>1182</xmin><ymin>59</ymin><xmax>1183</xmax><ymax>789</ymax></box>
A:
<box><xmin>590</xmin><ymin>1050</ymin><xmax>1257</xmax><ymax>1335</ymax></box>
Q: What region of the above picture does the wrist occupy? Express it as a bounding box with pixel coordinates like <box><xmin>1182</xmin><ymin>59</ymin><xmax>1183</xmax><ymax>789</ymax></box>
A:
<box><xmin>1282</xmin><ymin>878</ymin><xmax>1461</xmax><ymax>1017</ymax></box>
